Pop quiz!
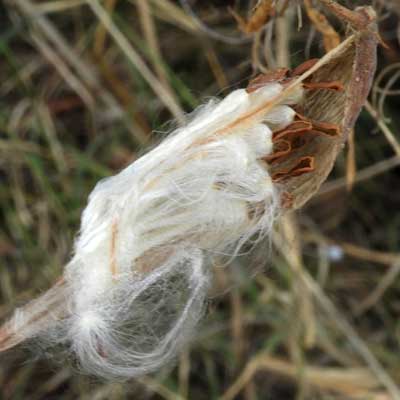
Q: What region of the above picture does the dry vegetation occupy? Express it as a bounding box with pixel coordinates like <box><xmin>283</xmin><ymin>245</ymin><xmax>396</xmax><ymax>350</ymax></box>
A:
<box><xmin>0</xmin><ymin>0</ymin><xmax>400</xmax><ymax>399</ymax></box>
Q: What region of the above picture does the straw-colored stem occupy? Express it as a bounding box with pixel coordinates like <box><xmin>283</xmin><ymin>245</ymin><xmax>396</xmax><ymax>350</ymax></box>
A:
<box><xmin>86</xmin><ymin>0</ymin><xmax>185</xmax><ymax>124</ymax></box>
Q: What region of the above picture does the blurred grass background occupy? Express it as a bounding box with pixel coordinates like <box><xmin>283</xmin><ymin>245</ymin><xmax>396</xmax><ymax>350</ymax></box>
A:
<box><xmin>1</xmin><ymin>0</ymin><xmax>400</xmax><ymax>399</ymax></box>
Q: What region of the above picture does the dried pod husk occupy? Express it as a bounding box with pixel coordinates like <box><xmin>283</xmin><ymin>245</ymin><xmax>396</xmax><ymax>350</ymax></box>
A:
<box><xmin>268</xmin><ymin>7</ymin><xmax>378</xmax><ymax>209</ymax></box>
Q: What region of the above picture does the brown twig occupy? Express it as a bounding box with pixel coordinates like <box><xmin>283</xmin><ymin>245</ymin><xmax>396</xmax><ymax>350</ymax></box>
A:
<box><xmin>229</xmin><ymin>0</ymin><xmax>274</xmax><ymax>34</ymax></box>
<box><xmin>304</xmin><ymin>0</ymin><xmax>341</xmax><ymax>52</ymax></box>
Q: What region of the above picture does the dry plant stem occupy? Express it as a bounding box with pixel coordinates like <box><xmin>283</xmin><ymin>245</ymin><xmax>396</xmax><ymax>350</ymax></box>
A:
<box><xmin>178</xmin><ymin>0</ymin><xmax>249</xmax><ymax>45</ymax></box>
<box><xmin>304</xmin><ymin>234</ymin><xmax>400</xmax><ymax>267</ymax></box>
<box><xmin>137</xmin><ymin>1</ymin><xmax>181</xmax><ymax>108</ymax></box>
<box><xmin>318</xmin><ymin>155</ymin><xmax>400</xmax><ymax>195</ymax></box>
<box><xmin>264</xmin><ymin>22</ymin><xmax>277</xmax><ymax>69</ymax></box>
<box><xmin>231</xmin><ymin>288</ymin><xmax>245</xmax><ymax>364</ymax></box>
<box><xmin>37</xmin><ymin>104</ymin><xmax>68</xmax><ymax>173</ymax></box>
<box><xmin>303</xmin><ymin>6</ymin><xmax>333</xmax><ymax>46</ymax></box>
<box><xmin>11</xmin><ymin>0</ymin><xmax>149</xmax><ymax>144</ymax></box>
<box><xmin>303</xmin><ymin>273</ymin><xmax>400</xmax><ymax>399</ymax></box>
<box><xmin>377</xmin><ymin>68</ymin><xmax>400</xmax><ymax>118</ymax></box>
<box><xmin>0</xmin><ymin>139</ymin><xmax>42</xmax><ymax>155</ymax></box>
<box><xmin>221</xmin><ymin>355</ymin><xmax>381</xmax><ymax>400</ymax></box>
<box><xmin>14</xmin><ymin>0</ymin><xmax>106</xmax><ymax>101</ymax></box>
<box><xmin>275</xmin><ymin>7</ymin><xmax>291</xmax><ymax>68</ymax></box>
<box><xmin>93</xmin><ymin>0</ymin><xmax>118</xmax><ymax>56</ymax></box>
<box><xmin>204</xmin><ymin>47</ymin><xmax>229</xmax><ymax>89</ymax></box>
<box><xmin>86</xmin><ymin>0</ymin><xmax>185</xmax><ymax>125</ymax></box>
<box><xmin>80</xmin><ymin>383</ymin><xmax>118</xmax><ymax>400</ymax></box>
<box><xmin>304</xmin><ymin>0</ymin><xmax>340</xmax><ymax>52</ymax></box>
<box><xmin>0</xmin><ymin>279</ymin><xmax>67</xmax><ymax>352</ymax></box>
<box><xmin>1</xmin><ymin>58</ymin><xmax>42</xmax><ymax>96</ymax></box>
<box><xmin>355</xmin><ymin>260</ymin><xmax>400</xmax><ymax>315</ymax></box>
<box><xmin>138</xmin><ymin>377</ymin><xmax>186</xmax><ymax>400</ymax></box>
<box><xmin>178</xmin><ymin>351</ymin><xmax>190</xmax><ymax>399</ymax></box>
<box><xmin>96</xmin><ymin>59</ymin><xmax>151</xmax><ymax>136</ymax></box>
<box><xmin>35</xmin><ymin>0</ymin><xmax>86</xmax><ymax>14</ymax></box>
<box><xmin>251</xmin><ymin>31</ymin><xmax>260</xmax><ymax>72</ymax></box>
<box><xmin>280</xmin><ymin>216</ymin><xmax>316</xmax><ymax>349</ymax></box>
<box><xmin>279</xmin><ymin>215</ymin><xmax>315</xmax><ymax>400</ymax></box>
<box><xmin>229</xmin><ymin>0</ymin><xmax>274</xmax><ymax>34</ymax></box>
<box><xmin>272</xmin><ymin>225</ymin><xmax>400</xmax><ymax>398</ymax></box>
<box><xmin>372</xmin><ymin>63</ymin><xmax>400</xmax><ymax>113</ymax></box>
<box><xmin>365</xmin><ymin>101</ymin><xmax>400</xmax><ymax>157</ymax></box>
<box><xmin>31</xmin><ymin>33</ymin><xmax>94</xmax><ymax>109</ymax></box>
<box><xmin>339</xmin><ymin>243</ymin><xmax>400</xmax><ymax>266</ymax></box>
<box><xmin>149</xmin><ymin>0</ymin><xmax>198</xmax><ymax>34</ymax></box>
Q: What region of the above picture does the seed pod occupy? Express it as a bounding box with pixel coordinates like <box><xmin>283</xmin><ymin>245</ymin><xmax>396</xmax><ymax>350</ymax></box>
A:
<box><xmin>266</xmin><ymin>6</ymin><xmax>378</xmax><ymax>209</ymax></box>
<box><xmin>0</xmin><ymin>6</ymin><xmax>378</xmax><ymax>380</ymax></box>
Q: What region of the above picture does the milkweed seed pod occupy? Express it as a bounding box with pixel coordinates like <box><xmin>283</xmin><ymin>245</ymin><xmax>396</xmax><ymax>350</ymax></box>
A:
<box><xmin>265</xmin><ymin>7</ymin><xmax>378</xmax><ymax>209</ymax></box>
<box><xmin>0</xmin><ymin>7</ymin><xmax>377</xmax><ymax>379</ymax></box>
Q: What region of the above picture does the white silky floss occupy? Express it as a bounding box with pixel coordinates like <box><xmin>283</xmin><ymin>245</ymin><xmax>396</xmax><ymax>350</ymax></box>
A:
<box><xmin>47</xmin><ymin>82</ymin><xmax>303</xmax><ymax>378</ymax></box>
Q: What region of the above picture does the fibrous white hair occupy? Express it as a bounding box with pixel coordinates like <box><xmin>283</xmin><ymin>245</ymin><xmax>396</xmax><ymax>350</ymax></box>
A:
<box><xmin>8</xmin><ymin>82</ymin><xmax>303</xmax><ymax>379</ymax></box>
